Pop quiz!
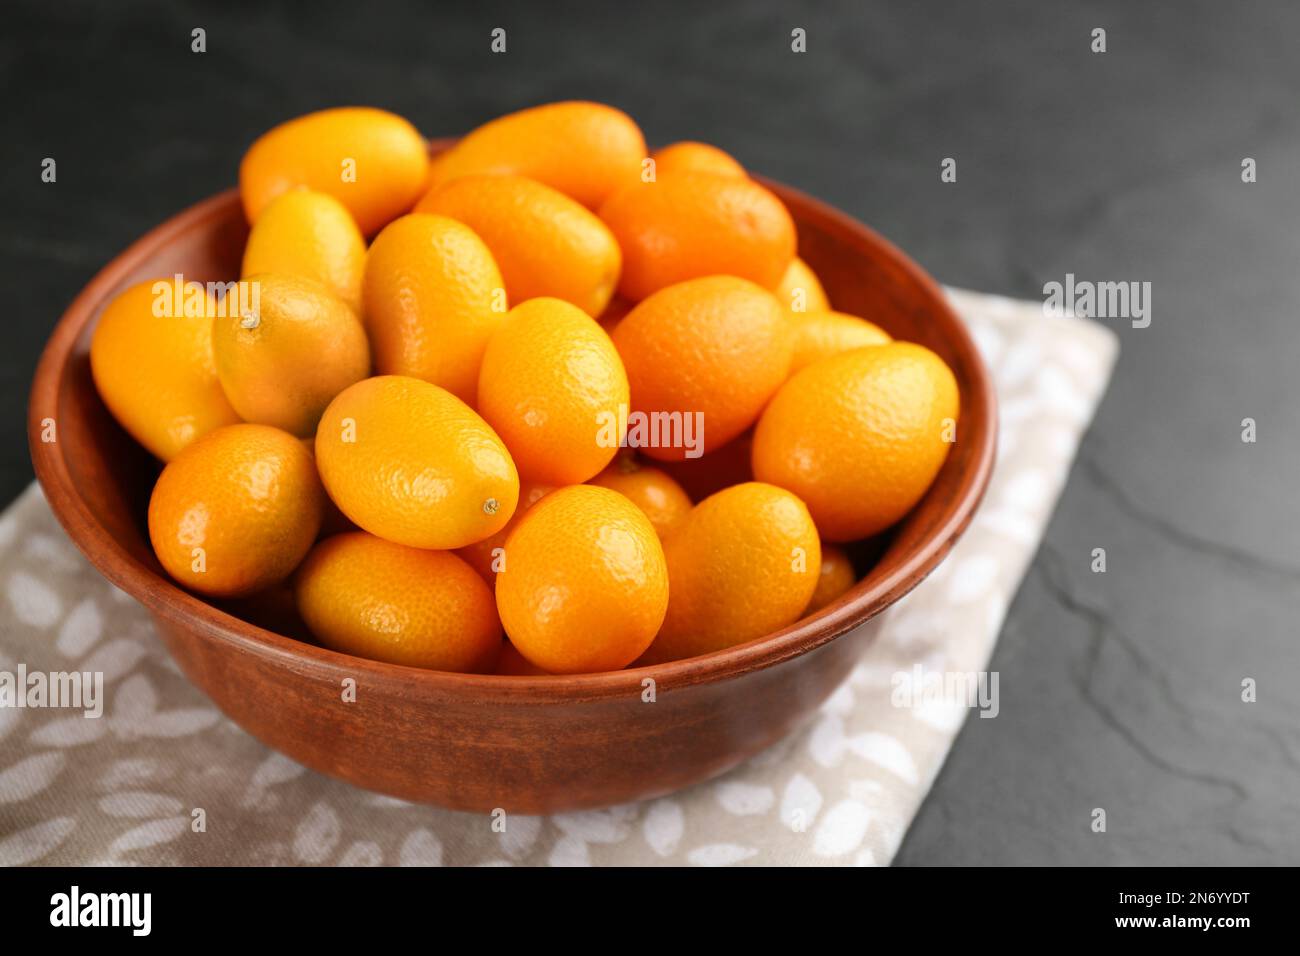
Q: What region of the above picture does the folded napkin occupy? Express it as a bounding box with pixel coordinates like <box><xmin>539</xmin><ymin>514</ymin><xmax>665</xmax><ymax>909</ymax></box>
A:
<box><xmin>0</xmin><ymin>289</ymin><xmax>1117</xmax><ymax>866</ymax></box>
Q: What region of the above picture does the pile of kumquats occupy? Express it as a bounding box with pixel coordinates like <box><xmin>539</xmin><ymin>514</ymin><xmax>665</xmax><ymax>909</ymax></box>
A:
<box><xmin>89</xmin><ymin>101</ymin><xmax>959</xmax><ymax>675</ymax></box>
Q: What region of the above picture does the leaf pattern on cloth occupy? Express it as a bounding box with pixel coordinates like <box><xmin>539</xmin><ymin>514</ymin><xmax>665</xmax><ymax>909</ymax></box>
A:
<box><xmin>7</xmin><ymin>572</ymin><xmax>62</xmax><ymax>629</ymax></box>
<box><xmin>0</xmin><ymin>290</ymin><xmax>1117</xmax><ymax>865</ymax></box>
<box><xmin>56</xmin><ymin>599</ymin><xmax>102</xmax><ymax>658</ymax></box>
<box><xmin>0</xmin><ymin>752</ymin><xmax>66</xmax><ymax>804</ymax></box>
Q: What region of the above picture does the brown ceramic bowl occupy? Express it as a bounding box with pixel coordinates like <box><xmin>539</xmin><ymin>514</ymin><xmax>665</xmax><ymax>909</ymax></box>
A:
<box><xmin>29</xmin><ymin>142</ymin><xmax>996</xmax><ymax>813</ymax></box>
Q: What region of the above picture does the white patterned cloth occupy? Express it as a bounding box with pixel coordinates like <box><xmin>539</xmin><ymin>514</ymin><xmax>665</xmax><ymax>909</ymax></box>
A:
<box><xmin>0</xmin><ymin>289</ymin><xmax>1116</xmax><ymax>866</ymax></box>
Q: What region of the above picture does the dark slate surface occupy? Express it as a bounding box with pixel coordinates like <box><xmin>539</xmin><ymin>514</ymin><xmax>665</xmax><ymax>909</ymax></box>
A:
<box><xmin>3</xmin><ymin>0</ymin><xmax>1297</xmax><ymax>864</ymax></box>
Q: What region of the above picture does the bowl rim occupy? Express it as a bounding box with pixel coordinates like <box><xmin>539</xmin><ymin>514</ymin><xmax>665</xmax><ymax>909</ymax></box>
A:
<box><xmin>28</xmin><ymin>164</ymin><xmax>997</xmax><ymax>704</ymax></box>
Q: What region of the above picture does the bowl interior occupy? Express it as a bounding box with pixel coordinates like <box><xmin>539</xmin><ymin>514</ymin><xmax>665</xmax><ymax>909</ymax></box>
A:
<box><xmin>32</xmin><ymin>165</ymin><xmax>995</xmax><ymax>688</ymax></box>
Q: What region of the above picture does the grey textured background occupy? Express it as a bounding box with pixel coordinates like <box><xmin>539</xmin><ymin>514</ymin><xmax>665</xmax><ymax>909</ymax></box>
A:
<box><xmin>3</xmin><ymin>0</ymin><xmax>1297</xmax><ymax>864</ymax></box>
